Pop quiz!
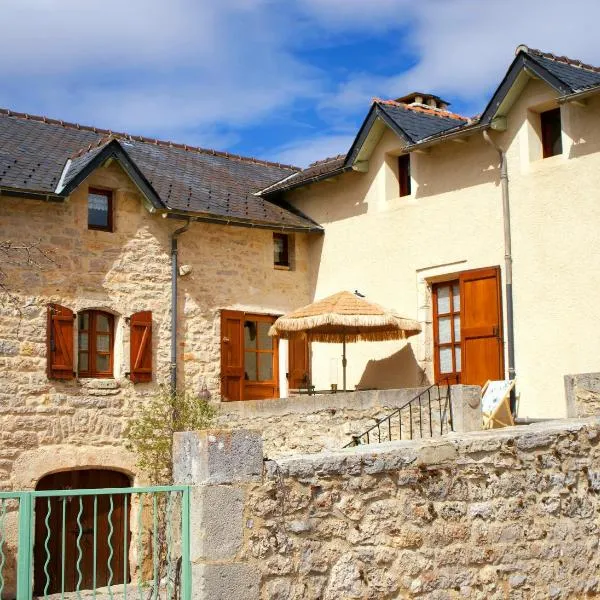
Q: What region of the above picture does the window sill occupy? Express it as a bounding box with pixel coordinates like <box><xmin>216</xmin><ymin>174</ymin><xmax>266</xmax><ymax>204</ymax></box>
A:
<box><xmin>274</xmin><ymin>264</ymin><xmax>291</xmax><ymax>271</ymax></box>
<box><xmin>78</xmin><ymin>378</ymin><xmax>119</xmax><ymax>389</ymax></box>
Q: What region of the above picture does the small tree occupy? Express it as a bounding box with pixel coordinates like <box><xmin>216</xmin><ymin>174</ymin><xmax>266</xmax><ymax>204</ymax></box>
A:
<box><xmin>126</xmin><ymin>386</ymin><xmax>216</xmax><ymax>485</ymax></box>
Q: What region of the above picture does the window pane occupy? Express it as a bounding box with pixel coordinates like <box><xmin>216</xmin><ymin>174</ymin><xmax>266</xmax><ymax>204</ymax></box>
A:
<box><xmin>274</xmin><ymin>235</ymin><xmax>289</xmax><ymax>266</ymax></box>
<box><xmin>96</xmin><ymin>314</ymin><xmax>111</xmax><ymax>333</ymax></box>
<box><xmin>89</xmin><ymin>193</ymin><xmax>109</xmax><ymax>228</ymax></box>
<box><xmin>439</xmin><ymin>347</ymin><xmax>453</xmax><ymax>374</ymax></box>
<box><xmin>96</xmin><ymin>334</ymin><xmax>110</xmax><ymax>352</ymax></box>
<box><xmin>96</xmin><ymin>354</ymin><xmax>109</xmax><ymax>372</ymax></box>
<box><xmin>244</xmin><ymin>321</ymin><xmax>257</xmax><ymax>349</ymax></box>
<box><xmin>79</xmin><ymin>313</ymin><xmax>89</xmax><ymax>330</ymax></box>
<box><xmin>257</xmin><ymin>322</ymin><xmax>272</xmax><ymax>351</ymax></box>
<box><xmin>452</xmin><ymin>285</ymin><xmax>460</xmax><ymax>311</ymax></box>
<box><xmin>258</xmin><ymin>355</ymin><xmax>273</xmax><ymax>381</ymax></box>
<box><xmin>244</xmin><ymin>351</ymin><xmax>257</xmax><ymax>381</ymax></box>
<box><xmin>438</xmin><ymin>316</ymin><xmax>452</xmax><ymax>344</ymax></box>
<box><xmin>455</xmin><ymin>347</ymin><xmax>462</xmax><ymax>372</ymax></box>
<box><xmin>454</xmin><ymin>316</ymin><xmax>461</xmax><ymax>342</ymax></box>
<box><xmin>78</xmin><ymin>332</ymin><xmax>88</xmax><ymax>351</ymax></box>
<box><xmin>436</xmin><ymin>286</ymin><xmax>450</xmax><ymax>314</ymax></box>
<box><xmin>78</xmin><ymin>353</ymin><xmax>88</xmax><ymax>372</ymax></box>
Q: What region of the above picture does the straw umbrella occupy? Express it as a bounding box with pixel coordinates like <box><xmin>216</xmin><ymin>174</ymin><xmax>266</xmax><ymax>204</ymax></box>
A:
<box><xmin>269</xmin><ymin>291</ymin><xmax>422</xmax><ymax>391</ymax></box>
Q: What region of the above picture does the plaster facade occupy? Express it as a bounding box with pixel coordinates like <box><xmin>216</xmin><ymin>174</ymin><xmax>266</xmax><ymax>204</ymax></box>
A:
<box><xmin>287</xmin><ymin>76</ymin><xmax>600</xmax><ymax>418</ymax></box>
<box><xmin>0</xmin><ymin>161</ymin><xmax>311</xmax><ymax>490</ymax></box>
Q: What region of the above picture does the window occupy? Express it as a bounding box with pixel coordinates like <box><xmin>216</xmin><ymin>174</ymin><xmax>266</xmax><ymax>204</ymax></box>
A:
<box><xmin>243</xmin><ymin>317</ymin><xmax>276</xmax><ymax>382</ymax></box>
<box><xmin>541</xmin><ymin>108</ymin><xmax>563</xmax><ymax>158</ymax></box>
<box><xmin>398</xmin><ymin>154</ymin><xmax>411</xmax><ymax>197</ymax></box>
<box><xmin>88</xmin><ymin>188</ymin><xmax>113</xmax><ymax>231</ymax></box>
<box><xmin>273</xmin><ymin>233</ymin><xmax>290</xmax><ymax>268</ymax></box>
<box><xmin>78</xmin><ymin>310</ymin><xmax>114</xmax><ymax>378</ymax></box>
<box><xmin>432</xmin><ymin>281</ymin><xmax>461</xmax><ymax>384</ymax></box>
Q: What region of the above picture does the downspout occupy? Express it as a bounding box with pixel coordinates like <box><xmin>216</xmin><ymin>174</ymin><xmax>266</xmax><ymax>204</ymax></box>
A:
<box><xmin>483</xmin><ymin>131</ymin><xmax>516</xmax><ymax>407</ymax></box>
<box><xmin>170</xmin><ymin>219</ymin><xmax>191</xmax><ymax>394</ymax></box>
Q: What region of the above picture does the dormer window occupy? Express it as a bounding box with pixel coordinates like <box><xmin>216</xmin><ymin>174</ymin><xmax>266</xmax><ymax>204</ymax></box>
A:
<box><xmin>541</xmin><ymin>108</ymin><xmax>563</xmax><ymax>158</ymax></box>
<box><xmin>398</xmin><ymin>154</ymin><xmax>411</xmax><ymax>197</ymax></box>
<box><xmin>88</xmin><ymin>188</ymin><xmax>113</xmax><ymax>231</ymax></box>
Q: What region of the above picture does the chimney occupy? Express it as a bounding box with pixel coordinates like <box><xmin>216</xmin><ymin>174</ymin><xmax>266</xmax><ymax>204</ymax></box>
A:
<box><xmin>394</xmin><ymin>92</ymin><xmax>450</xmax><ymax>111</ymax></box>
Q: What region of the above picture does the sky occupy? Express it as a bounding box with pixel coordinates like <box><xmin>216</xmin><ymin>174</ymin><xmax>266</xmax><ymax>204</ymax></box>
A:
<box><xmin>2</xmin><ymin>0</ymin><xmax>600</xmax><ymax>168</ymax></box>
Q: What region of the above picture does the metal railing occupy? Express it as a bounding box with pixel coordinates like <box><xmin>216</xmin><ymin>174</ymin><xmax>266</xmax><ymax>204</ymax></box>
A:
<box><xmin>343</xmin><ymin>382</ymin><xmax>453</xmax><ymax>447</ymax></box>
<box><xmin>0</xmin><ymin>485</ymin><xmax>190</xmax><ymax>600</ymax></box>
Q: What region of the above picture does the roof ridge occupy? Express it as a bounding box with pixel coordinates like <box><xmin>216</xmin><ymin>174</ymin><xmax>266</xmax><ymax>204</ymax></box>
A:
<box><xmin>307</xmin><ymin>153</ymin><xmax>346</xmax><ymax>168</ymax></box>
<box><xmin>373</xmin><ymin>98</ymin><xmax>469</xmax><ymax>122</ymax></box>
<box><xmin>0</xmin><ymin>107</ymin><xmax>300</xmax><ymax>172</ymax></box>
<box><xmin>526</xmin><ymin>47</ymin><xmax>600</xmax><ymax>75</ymax></box>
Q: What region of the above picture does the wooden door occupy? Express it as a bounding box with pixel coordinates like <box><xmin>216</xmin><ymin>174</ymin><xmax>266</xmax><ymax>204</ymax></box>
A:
<box><xmin>221</xmin><ymin>310</ymin><xmax>244</xmax><ymax>401</ymax></box>
<box><xmin>460</xmin><ymin>267</ymin><xmax>504</xmax><ymax>386</ymax></box>
<box><xmin>288</xmin><ymin>336</ymin><xmax>310</xmax><ymax>390</ymax></box>
<box><xmin>34</xmin><ymin>469</ymin><xmax>131</xmax><ymax>595</ymax></box>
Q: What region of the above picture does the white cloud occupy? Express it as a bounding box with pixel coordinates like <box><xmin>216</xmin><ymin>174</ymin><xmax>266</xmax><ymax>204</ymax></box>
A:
<box><xmin>270</xmin><ymin>133</ymin><xmax>355</xmax><ymax>168</ymax></box>
<box><xmin>311</xmin><ymin>0</ymin><xmax>600</xmax><ymax>115</ymax></box>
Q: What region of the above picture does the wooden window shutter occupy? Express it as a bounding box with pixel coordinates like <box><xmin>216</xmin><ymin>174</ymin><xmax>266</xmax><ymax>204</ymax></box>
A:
<box><xmin>47</xmin><ymin>304</ymin><xmax>75</xmax><ymax>380</ymax></box>
<box><xmin>130</xmin><ymin>311</ymin><xmax>152</xmax><ymax>383</ymax></box>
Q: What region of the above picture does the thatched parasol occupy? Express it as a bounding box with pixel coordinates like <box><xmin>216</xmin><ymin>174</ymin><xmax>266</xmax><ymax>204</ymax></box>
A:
<box><xmin>269</xmin><ymin>291</ymin><xmax>422</xmax><ymax>391</ymax></box>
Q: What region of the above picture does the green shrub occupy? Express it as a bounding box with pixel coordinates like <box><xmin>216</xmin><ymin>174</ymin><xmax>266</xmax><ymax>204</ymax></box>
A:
<box><xmin>126</xmin><ymin>386</ymin><xmax>216</xmax><ymax>484</ymax></box>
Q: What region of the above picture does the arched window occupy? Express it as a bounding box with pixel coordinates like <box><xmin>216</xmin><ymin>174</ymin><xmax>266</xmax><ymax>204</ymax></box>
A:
<box><xmin>78</xmin><ymin>310</ymin><xmax>114</xmax><ymax>378</ymax></box>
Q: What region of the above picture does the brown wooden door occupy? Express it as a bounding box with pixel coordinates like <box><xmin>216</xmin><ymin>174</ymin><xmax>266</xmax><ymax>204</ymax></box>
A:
<box><xmin>460</xmin><ymin>267</ymin><xmax>504</xmax><ymax>386</ymax></box>
<box><xmin>221</xmin><ymin>310</ymin><xmax>244</xmax><ymax>401</ymax></box>
<box><xmin>34</xmin><ymin>469</ymin><xmax>131</xmax><ymax>595</ymax></box>
<box><xmin>288</xmin><ymin>337</ymin><xmax>310</xmax><ymax>390</ymax></box>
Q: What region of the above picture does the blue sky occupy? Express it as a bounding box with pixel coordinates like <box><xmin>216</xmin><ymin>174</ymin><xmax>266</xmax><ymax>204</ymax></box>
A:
<box><xmin>2</xmin><ymin>0</ymin><xmax>600</xmax><ymax>167</ymax></box>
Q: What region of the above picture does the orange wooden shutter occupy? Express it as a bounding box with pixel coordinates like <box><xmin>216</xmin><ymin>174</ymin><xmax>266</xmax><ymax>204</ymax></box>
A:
<box><xmin>130</xmin><ymin>311</ymin><xmax>152</xmax><ymax>383</ymax></box>
<box><xmin>220</xmin><ymin>310</ymin><xmax>244</xmax><ymax>401</ymax></box>
<box><xmin>47</xmin><ymin>304</ymin><xmax>74</xmax><ymax>380</ymax></box>
<box><xmin>460</xmin><ymin>267</ymin><xmax>504</xmax><ymax>387</ymax></box>
<box><xmin>288</xmin><ymin>336</ymin><xmax>310</xmax><ymax>390</ymax></box>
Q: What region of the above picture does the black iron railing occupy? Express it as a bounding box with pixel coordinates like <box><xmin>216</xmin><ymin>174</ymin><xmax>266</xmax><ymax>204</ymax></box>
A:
<box><xmin>343</xmin><ymin>382</ymin><xmax>453</xmax><ymax>447</ymax></box>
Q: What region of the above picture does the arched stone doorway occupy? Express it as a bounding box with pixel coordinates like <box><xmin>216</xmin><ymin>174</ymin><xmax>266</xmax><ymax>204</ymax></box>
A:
<box><xmin>34</xmin><ymin>469</ymin><xmax>131</xmax><ymax>595</ymax></box>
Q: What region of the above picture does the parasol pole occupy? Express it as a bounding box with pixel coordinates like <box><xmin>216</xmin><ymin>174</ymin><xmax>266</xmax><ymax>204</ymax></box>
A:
<box><xmin>342</xmin><ymin>334</ymin><xmax>347</xmax><ymax>392</ymax></box>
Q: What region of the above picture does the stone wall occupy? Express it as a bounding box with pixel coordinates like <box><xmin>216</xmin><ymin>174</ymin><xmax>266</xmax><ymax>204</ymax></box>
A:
<box><xmin>0</xmin><ymin>161</ymin><xmax>311</xmax><ymax>490</ymax></box>
<box><xmin>174</xmin><ymin>419</ymin><xmax>600</xmax><ymax>600</ymax></box>
<box><xmin>218</xmin><ymin>385</ymin><xmax>481</xmax><ymax>458</ymax></box>
<box><xmin>565</xmin><ymin>372</ymin><xmax>600</xmax><ymax>418</ymax></box>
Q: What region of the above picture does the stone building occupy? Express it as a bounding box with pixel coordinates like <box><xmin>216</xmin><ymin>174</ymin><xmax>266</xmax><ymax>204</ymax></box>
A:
<box><xmin>2</xmin><ymin>43</ymin><xmax>600</xmax><ymax>493</ymax></box>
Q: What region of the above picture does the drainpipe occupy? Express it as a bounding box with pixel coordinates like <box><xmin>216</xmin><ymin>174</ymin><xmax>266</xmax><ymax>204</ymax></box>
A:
<box><xmin>483</xmin><ymin>131</ymin><xmax>516</xmax><ymax>407</ymax></box>
<box><xmin>170</xmin><ymin>219</ymin><xmax>191</xmax><ymax>394</ymax></box>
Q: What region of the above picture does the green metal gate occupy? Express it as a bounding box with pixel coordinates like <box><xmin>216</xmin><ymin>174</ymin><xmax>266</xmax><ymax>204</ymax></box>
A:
<box><xmin>0</xmin><ymin>486</ymin><xmax>190</xmax><ymax>600</ymax></box>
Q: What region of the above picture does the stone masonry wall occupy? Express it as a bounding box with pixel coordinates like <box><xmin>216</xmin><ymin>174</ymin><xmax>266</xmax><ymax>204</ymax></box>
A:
<box><xmin>565</xmin><ymin>372</ymin><xmax>600</xmax><ymax>418</ymax></box>
<box><xmin>237</xmin><ymin>418</ymin><xmax>600</xmax><ymax>600</ymax></box>
<box><xmin>218</xmin><ymin>385</ymin><xmax>480</xmax><ymax>458</ymax></box>
<box><xmin>0</xmin><ymin>161</ymin><xmax>311</xmax><ymax>491</ymax></box>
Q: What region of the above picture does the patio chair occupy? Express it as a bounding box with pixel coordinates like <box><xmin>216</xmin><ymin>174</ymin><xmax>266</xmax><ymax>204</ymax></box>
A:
<box><xmin>481</xmin><ymin>379</ymin><xmax>516</xmax><ymax>429</ymax></box>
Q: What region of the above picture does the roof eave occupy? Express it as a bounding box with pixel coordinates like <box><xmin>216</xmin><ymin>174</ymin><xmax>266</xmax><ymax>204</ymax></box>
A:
<box><xmin>344</xmin><ymin>104</ymin><xmax>411</xmax><ymax>169</ymax></box>
<box><xmin>480</xmin><ymin>52</ymin><xmax>573</xmax><ymax>124</ymax></box>
<box><xmin>58</xmin><ymin>140</ymin><xmax>165</xmax><ymax>210</ymax></box>
<box><xmin>260</xmin><ymin>164</ymin><xmax>351</xmax><ymax>198</ymax></box>
<box><xmin>165</xmin><ymin>210</ymin><xmax>323</xmax><ymax>233</ymax></box>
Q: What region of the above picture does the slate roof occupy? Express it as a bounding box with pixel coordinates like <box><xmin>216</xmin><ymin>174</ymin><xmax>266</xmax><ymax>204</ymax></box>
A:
<box><xmin>0</xmin><ymin>109</ymin><xmax>320</xmax><ymax>231</ymax></box>
<box><xmin>261</xmin><ymin>46</ymin><xmax>600</xmax><ymax>197</ymax></box>
<box><xmin>261</xmin><ymin>154</ymin><xmax>347</xmax><ymax>196</ymax></box>
<box><xmin>375</xmin><ymin>100</ymin><xmax>468</xmax><ymax>144</ymax></box>
<box><xmin>526</xmin><ymin>48</ymin><xmax>600</xmax><ymax>92</ymax></box>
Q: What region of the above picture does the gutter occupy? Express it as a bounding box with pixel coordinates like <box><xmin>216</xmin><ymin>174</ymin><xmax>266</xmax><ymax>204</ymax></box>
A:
<box><xmin>483</xmin><ymin>131</ymin><xmax>516</xmax><ymax>411</ymax></box>
<box><xmin>0</xmin><ymin>187</ymin><xmax>64</xmax><ymax>202</ymax></box>
<box><xmin>557</xmin><ymin>85</ymin><xmax>600</xmax><ymax>104</ymax></box>
<box><xmin>170</xmin><ymin>219</ymin><xmax>191</xmax><ymax>393</ymax></box>
<box><xmin>165</xmin><ymin>211</ymin><xmax>323</xmax><ymax>233</ymax></box>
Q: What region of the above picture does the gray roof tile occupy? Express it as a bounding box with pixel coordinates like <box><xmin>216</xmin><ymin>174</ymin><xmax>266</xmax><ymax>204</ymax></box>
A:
<box><xmin>0</xmin><ymin>110</ymin><xmax>319</xmax><ymax>231</ymax></box>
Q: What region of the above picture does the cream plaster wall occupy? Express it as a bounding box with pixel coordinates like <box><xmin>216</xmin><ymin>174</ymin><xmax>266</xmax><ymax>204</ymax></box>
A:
<box><xmin>0</xmin><ymin>160</ymin><xmax>311</xmax><ymax>490</ymax></box>
<box><xmin>288</xmin><ymin>77</ymin><xmax>600</xmax><ymax>418</ymax></box>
